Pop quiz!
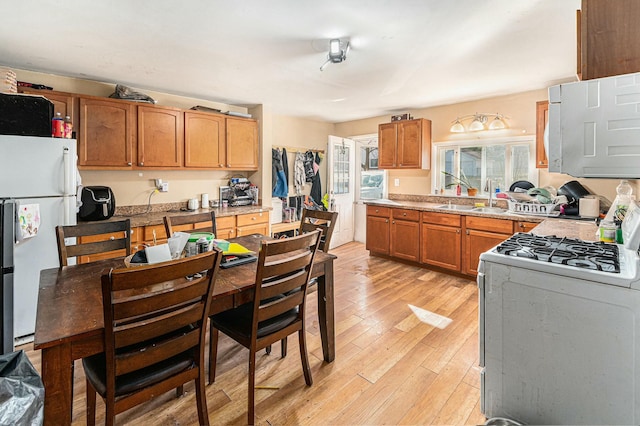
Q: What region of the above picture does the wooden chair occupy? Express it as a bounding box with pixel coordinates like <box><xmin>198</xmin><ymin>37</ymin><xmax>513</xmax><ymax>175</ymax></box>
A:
<box><xmin>55</xmin><ymin>219</ymin><xmax>131</xmax><ymax>266</ymax></box>
<box><xmin>208</xmin><ymin>230</ymin><xmax>321</xmax><ymax>425</ymax></box>
<box><xmin>265</xmin><ymin>209</ymin><xmax>338</xmax><ymax>357</ymax></box>
<box><xmin>82</xmin><ymin>250</ymin><xmax>222</xmax><ymax>426</ymax></box>
<box><xmin>299</xmin><ymin>208</ymin><xmax>338</xmax><ymax>252</ymax></box>
<box><xmin>163</xmin><ymin>211</ymin><xmax>217</xmax><ymax>238</ymax></box>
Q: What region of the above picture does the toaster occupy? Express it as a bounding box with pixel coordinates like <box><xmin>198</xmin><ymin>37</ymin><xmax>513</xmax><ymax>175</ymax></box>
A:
<box><xmin>78</xmin><ymin>186</ymin><xmax>116</xmax><ymax>221</ymax></box>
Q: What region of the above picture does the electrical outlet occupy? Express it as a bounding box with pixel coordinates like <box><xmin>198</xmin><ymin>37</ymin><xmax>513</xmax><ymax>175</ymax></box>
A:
<box><xmin>154</xmin><ymin>178</ymin><xmax>163</xmax><ymax>189</ymax></box>
<box><xmin>160</xmin><ymin>182</ymin><xmax>169</xmax><ymax>192</ymax></box>
<box><xmin>394</xmin><ymin>178</ymin><xmax>400</xmax><ymax>187</ymax></box>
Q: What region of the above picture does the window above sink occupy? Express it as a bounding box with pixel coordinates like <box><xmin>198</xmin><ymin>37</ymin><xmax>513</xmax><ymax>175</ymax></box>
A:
<box><xmin>432</xmin><ymin>135</ymin><xmax>537</xmax><ymax>196</ymax></box>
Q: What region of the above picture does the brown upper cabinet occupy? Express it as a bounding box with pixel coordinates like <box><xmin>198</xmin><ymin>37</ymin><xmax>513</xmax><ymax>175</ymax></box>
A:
<box><xmin>378</xmin><ymin>118</ymin><xmax>431</xmax><ymax>169</ymax></box>
<box><xmin>226</xmin><ymin>117</ymin><xmax>259</xmax><ymax>170</ymax></box>
<box><xmin>535</xmin><ymin>101</ymin><xmax>549</xmax><ymax>168</ymax></box>
<box><xmin>137</xmin><ymin>105</ymin><xmax>183</xmax><ymax>168</ymax></box>
<box><xmin>578</xmin><ymin>0</ymin><xmax>640</xmax><ymax>80</ymax></box>
<box><xmin>78</xmin><ymin>96</ymin><xmax>136</xmax><ymax>169</ymax></box>
<box><xmin>184</xmin><ymin>110</ymin><xmax>226</xmax><ymax>168</ymax></box>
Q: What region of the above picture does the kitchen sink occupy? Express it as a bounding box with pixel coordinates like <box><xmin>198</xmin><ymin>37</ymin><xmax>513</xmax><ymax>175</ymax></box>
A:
<box><xmin>471</xmin><ymin>207</ymin><xmax>507</xmax><ymax>214</ymax></box>
<box><xmin>435</xmin><ymin>204</ymin><xmax>475</xmax><ymax>211</ymax></box>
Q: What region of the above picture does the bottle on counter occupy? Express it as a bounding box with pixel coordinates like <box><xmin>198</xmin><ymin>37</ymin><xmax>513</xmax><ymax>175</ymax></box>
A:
<box><xmin>456</xmin><ymin>184</ymin><xmax>461</xmax><ymax>196</ymax></box>
<box><xmin>63</xmin><ymin>115</ymin><xmax>73</xmax><ymax>139</ymax></box>
<box><xmin>52</xmin><ymin>112</ymin><xmax>64</xmax><ymax>138</ymax></box>
<box><xmin>599</xmin><ymin>220</ymin><xmax>617</xmax><ymax>243</ymax></box>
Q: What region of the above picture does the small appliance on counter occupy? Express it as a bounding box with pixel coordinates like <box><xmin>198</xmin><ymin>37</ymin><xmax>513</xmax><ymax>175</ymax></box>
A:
<box><xmin>219</xmin><ymin>178</ymin><xmax>257</xmax><ymax>207</ymax></box>
<box><xmin>78</xmin><ymin>186</ymin><xmax>116</xmax><ymax>221</ymax></box>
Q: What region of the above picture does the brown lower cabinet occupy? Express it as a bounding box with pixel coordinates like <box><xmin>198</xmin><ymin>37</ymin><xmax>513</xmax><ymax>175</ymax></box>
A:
<box><xmin>390</xmin><ymin>208</ymin><xmax>420</xmax><ymax>262</ymax></box>
<box><xmin>366</xmin><ymin>205</ymin><xmax>391</xmax><ymax>255</ymax></box>
<box><xmin>462</xmin><ymin>216</ymin><xmax>514</xmax><ymax>275</ymax></box>
<box><xmin>367</xmin><ymin>206</ymin><xmax>537</xmax><ymax>277</ymax></box>
<box><xmin>421</xmin><ymin>212</ymin><xmax>461</xmax><ymax>271</ymax></box>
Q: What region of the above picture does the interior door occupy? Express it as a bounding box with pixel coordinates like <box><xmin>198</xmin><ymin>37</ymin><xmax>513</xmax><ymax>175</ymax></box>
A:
<box><xmin>327</xmin><ymin>136</ymin><xmax>355</xmax><ymax>248</ymax></box>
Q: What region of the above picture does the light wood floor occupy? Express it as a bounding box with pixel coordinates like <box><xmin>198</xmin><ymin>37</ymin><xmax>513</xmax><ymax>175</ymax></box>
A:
<box><xmin>21</xmin><ymin>242</ymin><xmax>486</xmax><ymax>425</ymax></box>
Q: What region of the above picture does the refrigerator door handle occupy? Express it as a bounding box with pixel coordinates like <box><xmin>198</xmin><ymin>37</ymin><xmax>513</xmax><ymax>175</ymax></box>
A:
<box><xmin>63</xmin><ymin>147</ymin><xmax>73</xmax><ymax>196</ymax></box>
<box><xmin>477</xmin><ymin>270</ymin><xmax>485</xmax><ymax>367</ymax></box>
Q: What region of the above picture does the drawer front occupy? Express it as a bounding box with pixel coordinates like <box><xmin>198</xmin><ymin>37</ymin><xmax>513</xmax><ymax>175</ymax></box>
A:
<box><xmin>465</xmin><ymin>216</ymin><xmax>512</xmax><ymax>234</ymax></box>
<box><xmin>78</xmin><ymin>230</ymin><xmax>129</xmax><ymax>243</ymax></box>
<box><xmin>422</xmin><ymin>211</ymin><xmax>461</xmax><ymax>227</ymax></box>
<box><xmin>216</xmin><ymin>215</ymin><xmax>236</xmax><ymax>230</ymax></box>
<box><xmin>367</xmin><ymin>205</ymin><xmax>390</xmax><ymax>218</ymax></box>
<box><xmin>236</xmin><ymin>211</ymin><xmax>269</xmax><ymax>227</ymax></box>
<box><xmin>392</xmin><ymin>208</ymin><xmax>420</xmax><ymax>221</ymax></box>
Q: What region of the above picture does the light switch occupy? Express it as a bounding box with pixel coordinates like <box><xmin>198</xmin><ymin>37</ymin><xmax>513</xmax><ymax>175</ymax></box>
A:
<box><xmin>394</xmin><ymin>178</ymin><xmax>400</xmax><ymax>187</ymax></box>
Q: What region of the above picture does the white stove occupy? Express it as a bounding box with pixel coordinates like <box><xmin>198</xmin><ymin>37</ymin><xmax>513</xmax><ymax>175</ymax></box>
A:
<box><xmin>478</xmin><ymin>205</ymin><xmax>640</xmax><ymax>425</ymax></box>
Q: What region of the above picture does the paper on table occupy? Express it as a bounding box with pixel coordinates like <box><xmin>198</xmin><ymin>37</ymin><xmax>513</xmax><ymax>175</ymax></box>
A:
<box><xmin>145</xmin><ymin>244</ymin><xmax>172</xmax><ymax>264</ymax></box>
<box><xmin>168</xmin><ymin>232</ymin><xmax>190</xmax><ymax>259</ymax></box>
<box><xmin>223</xmin><ymin>242</ymin><xmax>256</xmax><ymax>257</ymax></box>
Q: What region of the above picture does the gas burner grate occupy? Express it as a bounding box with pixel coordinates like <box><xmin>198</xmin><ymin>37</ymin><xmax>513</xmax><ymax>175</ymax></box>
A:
<box><xmin>495</xmin><ymin>233</ymin><xmax>620</xmax><ymax>273</ymax></box>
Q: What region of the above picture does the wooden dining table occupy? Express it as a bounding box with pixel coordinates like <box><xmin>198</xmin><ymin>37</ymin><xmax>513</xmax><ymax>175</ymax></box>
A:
<box><xmin>33</xmin><ymin>234</ymin><xmax>336</xmax><ymax>425</ymax></box>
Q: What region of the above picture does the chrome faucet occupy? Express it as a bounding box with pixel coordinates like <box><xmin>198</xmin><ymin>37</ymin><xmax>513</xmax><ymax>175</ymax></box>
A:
<box><xmin>485</xmin><ymin>179</ymin><xmax>494</xmax><ymax>208</ymax></box>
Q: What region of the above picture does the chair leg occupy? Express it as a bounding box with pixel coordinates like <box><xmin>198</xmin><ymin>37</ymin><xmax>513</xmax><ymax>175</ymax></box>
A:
<box><xmin>195</xmin><ymin>374</ymin><xmax>210</xmax><ymax>426</ymax></box>
<box><xmin>265</xmin><ymin>344</ymin><xmax>271</xmax><ymax>355</ymax></box>
<box><xmin>248</xmin><ymin>348</ymin><xmax>256</xmax><ymax>425</ymax></box>
<box><xmin>209</xmin><ymin>326</ymin><xmax>219</xmax><ymax>384</ymax></box>
<box><xmin>281</xmin><ymin>337</ymin><xmax>288</xmax><ymax>358</ymax></box>
<box><xmin>176</xmin><ymin>384</ymin><xmax>184</xmax><ymax>397</ymax></box>
<box><xmin>299</xmin><ymin>329</ymin><xmax>313</xmax><ymax>386</ymax></box>
<box><xmin>86</xmin><ymin>378</ymin><xmax>97</xmax><ymax>426</ymax></box>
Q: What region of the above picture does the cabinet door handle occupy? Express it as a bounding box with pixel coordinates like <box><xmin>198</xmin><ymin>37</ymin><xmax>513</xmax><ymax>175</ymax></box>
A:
<box><xmin>252</xmin><ymin>217</ymin><xmax>256</xmax><ymax>221</ymax></box>
<box><xmin>403</xmin><ymin>212</ymin><xmax>407</xmax><ymax>216</ymax></box>
<box><xmin>456</xmin><ymin>230</ymin><xmax>460</xmax><ymax>234</ymax></box>
<box><xmin>392</xmin><ymin>220</ymin><xmax>395</xmax><ymax>224</ymax></box>
<box><xmin>219</xmin><ymin>164</ymin><xmax>224</xmax><ymax>167</ymax></box>
<box><xmin>139</xmin><ymin>162</ymin><xmax>144</xmax><ymax>166</ymax></box>
<box><xmin>385</xmin><ymin>219</ymin><xmax>389</xmax><ymax>223</ymax></box>
<box><xmin>110</xmin><ymin>236</ymin><xmax>115</xmax><ymax>240</ymax></box>
<box><xmin>127</xmin><ymin>162</ymin><xmax>132</xmax><ymax>166</ymax></box>
<box><xmin>466</xmin><ymin>230</ymin><xmax>470</xmax><ymax>235</ymax></box>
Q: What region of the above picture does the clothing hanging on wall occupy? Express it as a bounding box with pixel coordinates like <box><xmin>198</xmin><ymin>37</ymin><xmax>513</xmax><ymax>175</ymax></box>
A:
<box><xmin>282</xmin><ymin>147</ymin><xmax>289</xmax><ymax>187</ymax></box>
<box><xmin>310</xmin><ymin>152</ymin><xmax>322</xmax><ymax>206</ymax></box>
<box><xmin>272</xmin><ymin>148</ymin><xmax>288</xmax><ymax>197</ymax></box>
<box><xmin>303</xmin><ymin>151</ymin><xmax>315</xmax><ymax>182</ymax></box>
<box><xmin>294</xmin><ymin>152</ymin><xmax>305</xmax><ymax>194</ymax></box>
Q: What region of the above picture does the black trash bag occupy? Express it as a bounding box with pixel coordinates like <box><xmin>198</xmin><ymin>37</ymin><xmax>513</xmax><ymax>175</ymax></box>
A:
<box><xmin>0</xmin><ymin>350</ymin><xmax>43</xmax><ymax>426</ymax></box>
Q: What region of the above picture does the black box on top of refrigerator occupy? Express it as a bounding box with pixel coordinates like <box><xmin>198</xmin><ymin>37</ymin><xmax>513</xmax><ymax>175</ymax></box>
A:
<box><xmin>0</xmin><ymin>93</ymin><xmax>53</xmax><ymax>137</ymax></box>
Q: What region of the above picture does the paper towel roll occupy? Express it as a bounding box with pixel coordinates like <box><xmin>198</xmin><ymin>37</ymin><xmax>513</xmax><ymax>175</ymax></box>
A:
<box><xmin>579</xmin><ymin>197</ymin><xmax>599</xmax><ymax>218</ymax></box>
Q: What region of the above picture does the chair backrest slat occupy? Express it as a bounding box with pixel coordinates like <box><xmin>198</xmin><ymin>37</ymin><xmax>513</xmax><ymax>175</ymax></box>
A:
<box><xmin>56</xmin><ymin>219</ymin><xmax>131</xmax><ymax>266</ymax></box>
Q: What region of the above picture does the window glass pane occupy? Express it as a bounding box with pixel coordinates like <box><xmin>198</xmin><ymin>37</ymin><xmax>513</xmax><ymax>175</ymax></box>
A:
<box><xmin>460</xmin><ymin>147</ymin><xmax>482</xmax><ymax>189</ymax></box>
<box><xmin>333</xmin><ymin>145</ymin><xmax>350</xmax><ymax>195</ymax></box>
<box><xmin>486</xmin><ymin>145</ymin><xmax>506</xmax><ymax>192</ymax></box>
<box><xmin>511</xmin><ymin>145</ymin><xmax>530</xmax><ymax>183</ymax></box>
<box><xmin>361</xmin><ymin>170</ymin><xmax>384</xmax><ymax>199</ymax></box>
<box><xmin>443</xmin><ymin>148</ymin><xmax>455</xmax><ymax>188</ymax></box>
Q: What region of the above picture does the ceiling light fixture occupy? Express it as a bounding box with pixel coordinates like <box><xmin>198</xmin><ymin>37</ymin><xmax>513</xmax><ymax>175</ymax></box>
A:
<box><xmin>320</xmin><ymin>38</ymin><xmax>350</xmax><ymax>71</ymax></box>
<box><xmin>450</xmin><ymin>113</ymin><xmax>508</xmax><ymax>133</ymax></box>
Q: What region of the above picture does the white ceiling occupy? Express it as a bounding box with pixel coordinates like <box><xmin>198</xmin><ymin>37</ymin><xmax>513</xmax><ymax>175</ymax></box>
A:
<box><xmin>2</xmin><ymin>0</ymin><xmax>580</xmax><ymax>123</ymax></box>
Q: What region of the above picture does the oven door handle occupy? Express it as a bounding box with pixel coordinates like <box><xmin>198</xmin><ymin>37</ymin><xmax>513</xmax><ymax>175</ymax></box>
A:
<box><xmin>477</xmin><ymin>270</ymin><xmax>485</xmax><ymax>368</ymax></box>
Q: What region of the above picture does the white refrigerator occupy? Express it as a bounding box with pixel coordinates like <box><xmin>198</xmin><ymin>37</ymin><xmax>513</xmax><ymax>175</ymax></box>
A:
<box><xmin>0</xmin><ymin>135</ymin><xmax>77</xmax><ymax>352</ymax></box>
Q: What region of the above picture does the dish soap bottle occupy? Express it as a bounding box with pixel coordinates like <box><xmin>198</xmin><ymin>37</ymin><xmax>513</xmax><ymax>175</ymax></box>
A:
<box><xmin>615</xmin><ymin>180</ymin><xmax>633</xmax><ymax>243</ymax></box>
